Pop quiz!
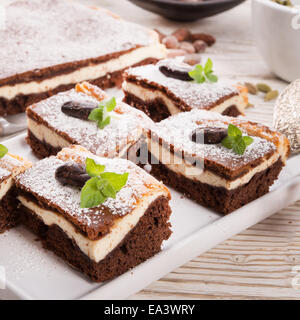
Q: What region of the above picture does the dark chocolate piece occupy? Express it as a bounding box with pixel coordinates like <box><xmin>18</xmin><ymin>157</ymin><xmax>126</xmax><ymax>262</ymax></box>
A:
<box><xmin>61</xmin><ymin>101</ymin><xmax>97</xmax><ymax>120</ymax></box>
<box><xmin>158</xmin><ymin>60</ymin><xmax>192</xmax><ymax>81</ymax></box>
<box><xmin>55</xmin><ymin>163</ymin><xmax>89</xmax><ymax>188</ymax></box>
<box><xmin>190</xmin><ymin>127</ymin><xmax>227</xmax><ymax>144</ymax></box>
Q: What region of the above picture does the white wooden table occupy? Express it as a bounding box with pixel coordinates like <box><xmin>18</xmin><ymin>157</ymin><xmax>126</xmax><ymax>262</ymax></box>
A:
<box><xmin>51</xmin><ymin>0</ymin><xmax>300</xmax><ymax>299</ymax></box>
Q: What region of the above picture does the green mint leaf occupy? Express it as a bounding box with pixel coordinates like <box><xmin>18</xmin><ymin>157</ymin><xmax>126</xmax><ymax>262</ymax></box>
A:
<box><xmin>189</xmin><ymin>59</ymin><xmax>218</xmax><ymax>84</ymax></box>
<box><xmin>222</xmin><ymin>125</ymin><xmax>254</xmax><ymax>155</ymax></box>
<box><xmin>86</xmin><ymin>158</ymin><xmax>105</xmax><ymax>177</ymax></box>
<box><xmin>97</xmin><ymin>178</ymin><xmax>117</xmax><ymax>199</ymax></box>
<box><xmin>80</xmin><ymin>177</ymin><xmax>106</xmax><ymax>208</ymax></box>
<box><xmin>100</xmin><ymin>172</ymin><xmax>129</xmax><ymax>191</ymax></box>
<box><xmin>188</xmin><ymin>65</ymin><xmax>205</xmax><ymax>83</ymax></box>
<box><xmin>98</xmin><ymin>116</ymin><xmax>110</xmax><ymax>129</ymax></box>
<box><xmin>88</xmin><ymin>107</ymin><xmax>103</xmax><ymax>122</ymax></box>
<box><xmin>80</xmin><ymin>161</ymin><xmax>129</xmax><ymax>208</ymax></box>
<box><xmin>0</xmin><ymin>145</ymin><xmax>8</xmax><ymax>159</ymax></box>
<box><xmin>106</xmin><ymin>97</ymin><xmax>117</xmax><ymax>112</ymax></box>
<box><xmin>206</xmin><ymin>73</ymin><xmax>218</xmax><ymax>83</ymax></box>
<box><xmin>243</xmin><ymin>136</ymin><xmax>254</xmax><ymax>147</ymax></box>
<box><xmin>88</xmin><ymin>97</ymin><xmax>117</xmax><ymax>130</ymax></box>
<box><xmin>198</xmin><ymin>75</ymin><xmax>206</xmax><ymax>83</ymax></box>
<box><xmin>196</xmin><ymin>64</ymin><xmax>203</xmax><ymax>72</ymax></box>
<box><xmin>228</xmin><ymin>124</ymin><xmax>242</xmax><ymax>137</ymax></box>
<box><xmin>188</xmin><ymin>69</ymin><xmax>199</xmax><ymax>81</ymax></box>
<box><xmin>204</xmin><ymin>58</ymin><xmax>213</xmax><ymax>74</ymax></box>
<box><xmin>221</xmin><ymin>136</ymin><xmax>235</xmax><ymax>149</ymax></box>
<box><xmin>232</xmin><ymin>136</ymin><xmax>246</xmax><ymax>155</ymax></box>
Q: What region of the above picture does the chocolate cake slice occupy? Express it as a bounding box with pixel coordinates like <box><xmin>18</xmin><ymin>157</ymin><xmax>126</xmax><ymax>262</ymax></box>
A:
<box><xmin>26</xmin><ymin>82</ymin><xmax>154</xmax><ymax>159</ymax></box>
<box><xmin>0</xmin><ymin>152</ymin><xmax>31</xmax><ymax>233</ymax></box>
<box><xmin>123</xmin><ymin>59</ymin><xmax>248</xmax><ymax>122</ymax></box>
<box><xmin>15</xmin><ymin>145</ymin><xmax>172</xmax><ymax>282</ymax></box>
<box><xmin>0</xmin><ymin>0</ymin><xmax>166</xmax><ymax>116</ymax></box>
<box><xmin>143</xmin><ymin>110</ymin><xmax>290</xmax><ymax>214</ymax></box>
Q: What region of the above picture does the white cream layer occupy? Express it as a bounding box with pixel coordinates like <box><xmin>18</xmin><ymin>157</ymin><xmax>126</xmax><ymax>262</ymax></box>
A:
<box><xmin>1</xmin><ymin>44</ymin><xmax>166</xmax><ymax>100</ymax></box>
<box><xmin>28</xmin><ymin>118</ymin><xmax>70</xmax><ymax>149</ymax></box>
<box><xmin>18</xmin><ymin>190</ymin><xmax>167</xmax><ymax>263</ymax></box>
<box><xmin>27</xmin><ymin>118</ymin><xmax>140</xmax><ymax>158</ymax></box>
<box><xmin>147</xmin><ymin>139</ymin><xmax>284</xmax><ymax>190</ymax></box>
<box><xmin>0</xmin><ymin>177</ymin><xmax>13</xmax><ymax>201</ymax></box>
<box><xmin>123</xmin><ymin>81</ymin><xmax>247</xmax><ymax>115</ymax></box>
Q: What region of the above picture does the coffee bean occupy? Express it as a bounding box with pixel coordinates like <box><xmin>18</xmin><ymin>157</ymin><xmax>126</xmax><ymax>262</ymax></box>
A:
<box><xmin>190</xmin><ymin>33</ymin><xmax>216</xmax><ymax>46</ymax></box>
<box><xmin>183</xmin><ymin>54</ymin><xmax>201</xmax><ymax>66</ymax></box>
<box><xmin>55</xmin><ymin>163</ymin><xmax>90</xmax><ymax>188</ymax></box>
<box><xmin>158</xmin><ymin>59</ymin><xmax>193</xmax><ymax>81</ymax></box>
<box><xmin>172</xmin><ymin>28</ymin><xmax>191</xmax><ymax>42</ymax></box>
<box><xmin>193</xmin><ymin>40</ymin><xmax>207</xmax><ymax>53</ymax></box>
<box><xmin>166</xmin><ymin>49</ymin><xmax>186</xmax><ymax>58</ymax></box>
<box><xmin>179</xmin><ymin>41</ymin><xmax>196</xmax><ymax>54</ymax></box>
<box><xmin>190</xmin><ymin>127</ymin><xmax>227</xmax><ymax>144</ymax></box>
<box><xmin>162</xmin><ymin>35</ymin><xmax>179</xmax><ymax>49</ymax></box>
<box><xmin>61</xmin><ymin>101</ymin><xmax>97</xmax><ymax>120</ymax></box>
<box><xmin>153</xmin><ymin>28</ymin><xmax>166</xmax><ymax>43</ymax></box>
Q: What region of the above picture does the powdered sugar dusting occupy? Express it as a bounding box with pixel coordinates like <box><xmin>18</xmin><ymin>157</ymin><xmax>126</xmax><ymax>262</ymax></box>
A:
<box><xmin>151</xmin><ymin>109</ymin><xmax>277</xmax><ymax>170</ymax></box>
<box><xmin>29</xmin><ymin>89</ymin><xmax>153</xmax><ymax>157</ymax></box>
<box><xmin>0</xmin><ymin>153</ymin><xmax>30</xmax><ymax>178</ymax></box>
<box><xmin>127</xmin><ymin>62</ymin><xmax>238</xmax><ymax>109</ymax></box>
<box><xmin>15</xmin><ymin>152</ymin><xmax>165</xmax><ymax>231</ymax></box>
<box><xmin>1</xmin><ymin>0</ymin><xmax>157</xmax><ymax>80</ymax></box>
<box><xmin>0</xmin><ymin>167</ymin><xmax>10</xmax><ymax>181</ymax></box>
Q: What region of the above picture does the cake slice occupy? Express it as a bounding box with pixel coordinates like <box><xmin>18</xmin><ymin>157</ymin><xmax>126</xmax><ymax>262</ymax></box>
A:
<box><xmin>0</xmin><ymin>0</ymin><xmax>166</xmax><ymax>116</ymax></box>
<box><xmin>0</xmin><ymin>147</ymin><xmax>31</xmax><ymax>233</ymax></box>
<box><xmin>15</xmin><ymin>145</ymin><xmax>172</xmax><ymax>282</ymax></box>
<box><xmin>26</xmin><ymin>82</ymin><xmax>153</xmax><ymax>159</ymax></box>
<box><xmin>123</xmin><ymin>59</ymin><xmax>248</xmax><ymax>122</ymax></box>
<box><xmin>143</xmin><ymin>110</ymin><xmax>290</xmax><ymax>214</ymax></box>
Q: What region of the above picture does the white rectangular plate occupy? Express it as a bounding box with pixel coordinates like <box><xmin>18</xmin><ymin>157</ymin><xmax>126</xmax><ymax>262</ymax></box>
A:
<box><xmin>0</xmin><ymin>132</ymin><xmax>299</xmax><ymax>300</ymax></box>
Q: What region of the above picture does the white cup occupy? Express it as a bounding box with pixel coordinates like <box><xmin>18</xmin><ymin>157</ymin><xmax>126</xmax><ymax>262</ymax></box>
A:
<box><xmin>252</xmin><ymin>0</ymin><xmax>300</xmax><ymax>82</ymax></box>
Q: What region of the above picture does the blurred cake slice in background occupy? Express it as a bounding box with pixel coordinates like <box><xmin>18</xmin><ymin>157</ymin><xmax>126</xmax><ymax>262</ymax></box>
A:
<box><xmin>0</xmin><ymin>0</ymin><xmax>166</xmax><ymax>116</ymax></box>
<box><xmin>123</xmin><ymin>59</ymin><xmax>248</xmax><ymax>122</ymax></box>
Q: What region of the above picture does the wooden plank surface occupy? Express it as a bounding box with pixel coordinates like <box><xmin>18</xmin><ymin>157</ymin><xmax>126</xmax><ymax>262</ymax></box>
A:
<box><xmin>43</xmin><ymin>0</ymin><xmax>300</xmax><ymax>299</ymax></box>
